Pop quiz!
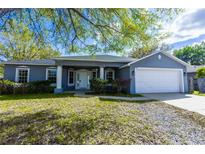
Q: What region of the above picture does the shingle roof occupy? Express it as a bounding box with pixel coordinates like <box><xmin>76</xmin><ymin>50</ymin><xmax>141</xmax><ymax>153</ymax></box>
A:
<box><xmin>53</xmin><ymin>55</ymin><xmax>136</xmax><ymax>62</ymax></box>
<box><xmin>3</xmin><ymin>59</ymin><xmax>55</xmax><ymax>65</ymax></box>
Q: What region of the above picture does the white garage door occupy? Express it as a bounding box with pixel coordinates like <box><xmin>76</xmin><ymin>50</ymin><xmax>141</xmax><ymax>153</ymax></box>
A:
<box><xmin>135</xmin><ymin>68</ymin><xmax>184</xmax><ymax>93</ymax></box>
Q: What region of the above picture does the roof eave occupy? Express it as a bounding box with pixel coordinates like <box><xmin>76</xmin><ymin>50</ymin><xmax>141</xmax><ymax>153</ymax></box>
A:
<box><xmin>53</xmin><ymin>58</ymin><xmax>132</xmax><ymax>63</ymax></box>
<box><xmin>3</xmin><ymin>63</ymin><xmax>56</xmax><ymax>66</ymax></box>
<box><xmin>119</xmin><ymin>51</ymin><xmax>191</xmax><ymax>69</ymax></box>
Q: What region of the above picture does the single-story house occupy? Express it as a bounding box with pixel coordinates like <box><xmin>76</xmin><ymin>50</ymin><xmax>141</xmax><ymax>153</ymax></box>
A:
<box><xmin>2</xmin><ymin>51</ymin><xmax>191</xmax><ymax>94</ymax></box>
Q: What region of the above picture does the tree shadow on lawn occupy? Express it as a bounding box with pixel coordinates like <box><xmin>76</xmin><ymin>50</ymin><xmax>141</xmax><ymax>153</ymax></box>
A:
<box><xmin>0</xmin><ymin>109</ymin><xmax>99</xmax><ymax>145</ymax></box>
<box><xmin>0</xmin><ymin>93</ymin><xmax>75</xmax><ymax>101</ymax></box>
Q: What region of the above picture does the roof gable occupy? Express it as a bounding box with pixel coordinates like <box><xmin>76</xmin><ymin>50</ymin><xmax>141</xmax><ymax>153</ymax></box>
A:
<box><xmin>120</xmin><ymin>51</ymin><xmax>190</xmax><ymax>69</ymax></box>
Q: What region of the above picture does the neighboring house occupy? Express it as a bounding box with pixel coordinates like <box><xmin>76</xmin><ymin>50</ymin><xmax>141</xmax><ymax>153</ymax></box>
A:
<box><xmin>2</xmin><ymin>51</ymin><xmax>191</xmax><ymax>94</ymax></box>
<box><xmin>187</xmin><ymin>65</ymin><xmax>205</xmax><ymax>90</ymax></box>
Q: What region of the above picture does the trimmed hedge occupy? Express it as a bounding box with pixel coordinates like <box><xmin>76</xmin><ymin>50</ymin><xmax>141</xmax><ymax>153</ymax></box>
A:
<box><xmin>0</xmin><ymin>79</ymin><xmax>55</xmax><ymax>95</ymax></box>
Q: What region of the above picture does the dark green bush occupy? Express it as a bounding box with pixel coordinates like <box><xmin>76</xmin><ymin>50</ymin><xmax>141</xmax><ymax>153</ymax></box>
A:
<box><xmin>196</xmin><ymin>67</ymin><xmax>205</xmax><ymax>78</ymax></box>
<box><xmin>90</xmin><ymin>78</ymin><xmax>130</xmax><ymax>94</ymax></box>
<box><xmin>13</xmin><ymin>83</ymin><xmax>29</xmax><ymax>94</ymax></box>
<box><xmin>0</xmin><ymin>79</ymin><xmax>16</xmax><ymax>94</ymax></box>
<box><xmin>26</xmin><ymin>80</ymin><xmax>54</xmax><ymax>94</ymax></box>
<box><xmin>90</xmin><ymin>78</ymin><xmax>108</xmax><ymax>94</ymax></box>
<box><xmin>0</xmin><ymin>79</ymin><xmax>55</xmax><ymax>95</ymax></box>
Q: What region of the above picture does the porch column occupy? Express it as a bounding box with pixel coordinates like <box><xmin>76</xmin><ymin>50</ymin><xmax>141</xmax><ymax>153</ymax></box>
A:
<box><xmin>100</xmin><ymin>67</ymin><xmax>104</xmax><ymax>79</ymax></box>
<box><xmin>54</xmin><ymin>65</ymin><xmax>63</xmax><ymax>93</ymax></box>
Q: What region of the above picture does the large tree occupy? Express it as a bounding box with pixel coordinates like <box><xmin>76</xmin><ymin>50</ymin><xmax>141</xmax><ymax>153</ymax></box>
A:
<box><xmin>174</xmin><ymin>42</ymin><xmax>205</xmax><ymax>65</ymax></box>
<box><xmin>0</xmin><ymin>21</ymin><xmax>60</xmax><ymax>61</ymax></box>
<box><xmin>0</xmin><ymin>8</ymin><xmax>181</xmax><ymax>56</ymax></box>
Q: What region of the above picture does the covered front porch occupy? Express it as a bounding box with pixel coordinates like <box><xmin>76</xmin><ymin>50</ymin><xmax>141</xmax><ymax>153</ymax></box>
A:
<box><xmin>54</xmin><ymin>65</ymin><xmax>118</xmax><ymax>93</ymax></box>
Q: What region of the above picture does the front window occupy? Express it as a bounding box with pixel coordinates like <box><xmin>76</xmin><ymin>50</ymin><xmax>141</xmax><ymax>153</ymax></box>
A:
<box><xmin>16</xmin><ymin>68</ymin><xmax>29</xmax><ymax>83</ymax></box>
<box><xmin>47</xmin><ymin>69</ymin><xmax>57</xmax><ymax>83</ymax></box>
<box><xmin>106</xmin><ymin>70</ymin><xmax>114</xmax><ymax>81</ymax></box>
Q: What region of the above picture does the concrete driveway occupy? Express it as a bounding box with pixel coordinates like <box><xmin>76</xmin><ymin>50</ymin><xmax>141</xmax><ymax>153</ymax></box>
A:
<box><xmin>143</xmin><ymin>93</ymin><xmax>205</xmax><ymax>116</ymax></box>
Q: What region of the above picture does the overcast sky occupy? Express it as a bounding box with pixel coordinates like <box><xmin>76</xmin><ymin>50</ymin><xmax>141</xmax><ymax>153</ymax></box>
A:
<box><xmin>164</xmin><ymin>9</ymin><xmax>205</xmax><ymax>49</ymax></box>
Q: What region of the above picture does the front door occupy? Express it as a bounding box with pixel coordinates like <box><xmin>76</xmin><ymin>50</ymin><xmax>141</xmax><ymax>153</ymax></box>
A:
<box><xmin>76</xmin><ymin>71</ymin><xmax>89</xmax><ymax>89</ymax></box>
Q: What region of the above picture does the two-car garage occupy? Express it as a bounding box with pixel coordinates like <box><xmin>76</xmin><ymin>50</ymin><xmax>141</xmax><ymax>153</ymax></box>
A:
<box><xmin>123</xmin><ymin>51</ymin><xmax>188</xmax><ymax>94</ymax></box>
<box><xmin>135</xmin><ymin>68</ymin><xmax>185</xmax><ymax>93</ymax></box>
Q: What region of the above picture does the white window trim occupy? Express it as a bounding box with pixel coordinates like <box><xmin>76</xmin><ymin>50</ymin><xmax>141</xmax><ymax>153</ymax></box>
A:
<box><xmin>46</xmin><ymin>68</ymin><xmax>57</xmax><ymax>81</ymax></box>
<box><xmin>68</xmin><ymin>70</ymin><xmax>75</xmax><ymax>86</ymax></box>
<box><xmin>15</xmin><ymin>67</ymin><xmax>30</xmax><ymax>83</ymax></box>
<box><xmin>105</xmin><ymin>69</ymin><xmax>115</xmax><ymax>80</ymax></box>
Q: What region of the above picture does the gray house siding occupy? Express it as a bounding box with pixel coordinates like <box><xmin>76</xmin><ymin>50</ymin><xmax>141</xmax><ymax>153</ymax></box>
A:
<box><xmin>4</xmin><ymin>65</ymin><xmax>16</xmax><ymax>81</ymax></box>
<box><xmin>119</xmin><ymin>67</ymin><xmax>130</xmax><ymax>79</ymax></box>
<box><xmin>30</xmin><ymin>66</ymin><xmax>49</xmax><ymax>81</ymax></box>
<box><xmin>128</xmin><ymin>52</ymin><xmax>188</xmax><ymax>93</ymax></box>
<box><xmin>4</xmin><ymin>64</ymin><xmax>56</xmax><ymax>82</ymax></box>
<box><xmin>118</xmin><ymin>67</ymin><xmax>130</xmax><ymax>93</ymax></box>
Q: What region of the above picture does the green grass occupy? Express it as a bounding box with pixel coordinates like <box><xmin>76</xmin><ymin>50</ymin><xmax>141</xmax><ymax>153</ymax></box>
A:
<box><xmin>193</xmin><ymin>91</ymin><xmax>205</xmax><ymax>96</ymax></box>
<box><xmin>0</xmin><ymin>93</ymin><xmax>169</xmax><ymax>145</ymax></box>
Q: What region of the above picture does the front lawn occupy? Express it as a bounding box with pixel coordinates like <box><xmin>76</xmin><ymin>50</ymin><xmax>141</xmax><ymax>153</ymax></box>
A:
<box><xmin>0</xmin><ymin>93</ymin><xmax>205</xmax><ymax>145</ymax></box>
<box><xmin>193</xmin><ymin>91</ymin><xmax>205</xmax><ymax>96</ymax></box>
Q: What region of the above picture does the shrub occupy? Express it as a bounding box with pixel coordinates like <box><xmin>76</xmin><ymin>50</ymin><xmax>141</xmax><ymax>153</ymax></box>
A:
<box><xmin>13</xmin><ymin>83</ymin><xmax>29</xmax><ymax>94</ymax></box>
<box><xmin>26</xmin><ymin>80</ymin><xmax>54</xmax><ymax>94</ymax></box>
<box><xmin>109</xmin><ymin>79</ymin><xmax>130</xmax><ymax>94</ymax></box>
<box><xmin>0</xmin><ymin>79</ymin><xmax>16</xmax><ymax>94</ymax></box>
<box><xmin>0</xmin><ymin>79</ymin><xmax>55</xmax><ymax>95</ymax></box>
<box><xmin>196</xmin><ymin>67</ymin><xmax>205</xmax><ymax>78</ymax></box>
<box><xmin>90</xmin><ymin>78</ymin><xmax>108</xmax><ymax>93</ymax></box>
<box><xmin>90</xmin><ymin>78</ymin><xmax>130</xmax><ymax>94</ymax></box>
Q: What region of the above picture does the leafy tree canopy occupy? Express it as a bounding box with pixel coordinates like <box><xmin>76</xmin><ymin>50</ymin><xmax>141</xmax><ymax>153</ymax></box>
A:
<box><xmin>174</xmin><ymin>42</ymin><xmax>205</xmax><ymax>65</ymax></box>
<box><xmin>0</xmin><ymin>8</ymin><xmax>182</xmax><ymax>57</ymax></box>
<box><xmin>196</xmin><ymin>67</ymin><xmax>205</xmax><ymax>78</ymax></box>
<box><xmin>0</xmin><ymin>21</ymin><xmax>60</xmax><ymax>61</ymax></box>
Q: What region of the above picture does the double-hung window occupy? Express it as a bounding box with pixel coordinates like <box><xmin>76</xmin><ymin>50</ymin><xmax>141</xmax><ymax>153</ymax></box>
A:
<box><xmin>105</xmin><ymin>70</ymin><xmax>115</xmax><ymax>81</ymax></box>
<box><xmin>46</xmin><ymin>68</ymin><xmax>57</xmax><ymax>83</ymax></box>
<box><xmin>16</xmin><ymin>68</ymin><xmax>30</xmax><ymax>83</ymax></box>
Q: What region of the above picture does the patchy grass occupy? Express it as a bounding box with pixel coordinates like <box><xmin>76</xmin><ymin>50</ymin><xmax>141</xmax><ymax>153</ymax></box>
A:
<box><xmin>193</xmin><ymin>91</ymin><xmax>205</xmax><ymax>96</ymax></box>
<box><xmin>0</xmin><ymin>93</ymin><xmax>169</xmax><ymax>145</ymax></box>
<box><xmin>1</xmin><ymin>93</ymin><xmax>205</xmax><ymax>145</ymax></box>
